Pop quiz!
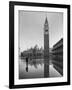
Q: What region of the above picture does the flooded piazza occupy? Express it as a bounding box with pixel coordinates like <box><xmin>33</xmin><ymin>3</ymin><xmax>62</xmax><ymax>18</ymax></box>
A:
<box><xmin>19</xmin><ymin>58</ymin><xmax>62</xmax><ymax>79</ymax></box>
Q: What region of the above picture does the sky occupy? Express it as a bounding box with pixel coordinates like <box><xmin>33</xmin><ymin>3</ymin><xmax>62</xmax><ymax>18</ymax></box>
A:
<box><xmin>19</xmin><ymin>10</ymin><xmax>63</xmax><ymax>52</ymax></box>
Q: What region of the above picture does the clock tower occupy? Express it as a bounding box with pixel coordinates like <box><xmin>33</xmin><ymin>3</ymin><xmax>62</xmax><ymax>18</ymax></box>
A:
<box><xmin>44</xmin><ymin>17</ymin><xmax>49</xmax><ymax>77</ymax></box>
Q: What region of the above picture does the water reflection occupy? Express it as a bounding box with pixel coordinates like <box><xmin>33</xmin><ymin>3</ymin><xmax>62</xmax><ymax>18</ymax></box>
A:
<box><xmin>22</xmin><ymin>57</ymin><xmax>44</xmax><ymax>70</ymax></box>
<box><xmin>19</xmin><ymin>58</ymin><xmax>44</xmax><ymax>79</ymax></box>
<box><xmin>19</xmin><ymin>57</ymin><xmax>62</xmax><ymax>79</ymax></box>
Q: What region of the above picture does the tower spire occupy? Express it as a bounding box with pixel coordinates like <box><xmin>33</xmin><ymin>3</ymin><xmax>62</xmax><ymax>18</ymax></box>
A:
<box><xmin>45</xmin><ymin>16</ymin><xmax>48</xmax><ymax>25</ymax></box>
<box><xmin>45</xmin><ymin>13</ymin><xmax>48</xmax><ymax>24</ymax></box>
<box><xmin>44</xmin><ymin>16</ymin><xmax>49</xmax><ymax>35</ymax></box>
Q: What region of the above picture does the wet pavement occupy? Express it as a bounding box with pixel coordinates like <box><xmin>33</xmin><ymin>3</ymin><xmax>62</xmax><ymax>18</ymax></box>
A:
<box><xmin>19</xmin><ymin>58</ymin><xmax>62</xmax><ymax>79</ymax></box>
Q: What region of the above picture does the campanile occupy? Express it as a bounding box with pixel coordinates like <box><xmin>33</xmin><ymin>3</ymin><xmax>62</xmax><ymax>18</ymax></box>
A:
<box><xmin>44</xmin><ymin>17</ymin><xmax>49</xmax><ymax>77</ymax></box>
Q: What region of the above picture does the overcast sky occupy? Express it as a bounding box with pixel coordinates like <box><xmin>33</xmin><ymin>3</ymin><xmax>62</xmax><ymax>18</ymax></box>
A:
<box><xmin>19</xmin><ymin>10</ymin><xmax>63</xmax><ymax>52</ymax></box>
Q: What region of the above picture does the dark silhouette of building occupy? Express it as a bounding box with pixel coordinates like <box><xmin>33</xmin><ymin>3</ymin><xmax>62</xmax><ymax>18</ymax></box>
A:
<box><xmin>44</xmin><ymin>17</ymin><xmax>49</xmax><ymax>77</ymax></box>
<box><xmin>21</xmin><ymin>47</ymin><xmax>44</xmax><ymax>59</ymax></box>
<box><xmin>52</xmin><ymin>38</ymin><xmax>63</xmax><ymax>75</ymax></box>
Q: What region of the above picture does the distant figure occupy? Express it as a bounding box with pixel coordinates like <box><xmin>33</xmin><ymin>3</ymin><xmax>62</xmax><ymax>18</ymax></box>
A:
<box><xmin>26</xmin><ymin>57</ymin><xmax>28</xmax><ymax>72</ymax></box>
<box><xmin>26</xmin><ymin>66</ymin><xmax>28</xmax><ymax>72</ymax></box>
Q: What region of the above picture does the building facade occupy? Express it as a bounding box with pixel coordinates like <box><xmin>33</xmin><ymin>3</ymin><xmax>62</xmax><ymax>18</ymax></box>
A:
<box><xmin>52</xmin><ymin>38</ymin><xmax>63</xmax><ymax>75</ymax></box>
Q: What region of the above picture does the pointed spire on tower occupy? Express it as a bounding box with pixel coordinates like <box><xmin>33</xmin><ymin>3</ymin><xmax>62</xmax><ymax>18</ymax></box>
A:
<box><xmin>44</xmin><ymin>15</ymin><xmax>49</xmax><ymax>34</ymax></box>
<box><xmin>45</xmin><ymin>16</ymin><xmax>48</xmax><ymax>24</ymax></box>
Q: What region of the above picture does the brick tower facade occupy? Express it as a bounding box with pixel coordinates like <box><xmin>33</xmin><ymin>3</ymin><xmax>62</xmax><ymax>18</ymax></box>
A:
<box><xmin>44</xmin><ymin>17</ymin><xmax>49</xmax><ymax>77</ymax></box>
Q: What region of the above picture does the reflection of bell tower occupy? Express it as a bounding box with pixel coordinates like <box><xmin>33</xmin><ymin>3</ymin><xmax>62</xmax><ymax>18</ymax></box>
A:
<box><xmin>44</xmin><ymin>17</ymin><xmax>49</xmax><ymax>77</ymax></box>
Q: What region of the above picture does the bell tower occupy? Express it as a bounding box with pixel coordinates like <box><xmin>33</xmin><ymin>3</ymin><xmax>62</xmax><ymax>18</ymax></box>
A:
<box><xmin>44</xmin><ymin>17</ymin><xmax>49</xmax><ymax>77</ymax></box>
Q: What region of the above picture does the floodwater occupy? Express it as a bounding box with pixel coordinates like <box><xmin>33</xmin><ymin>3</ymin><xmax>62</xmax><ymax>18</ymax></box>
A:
<box><xmin>19</xmin><ymin>58</ymin><xmax>62</xmax><ymax>79</ymax></box>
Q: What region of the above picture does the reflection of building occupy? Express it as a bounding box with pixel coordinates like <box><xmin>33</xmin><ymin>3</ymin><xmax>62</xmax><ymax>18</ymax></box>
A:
<box><xmin>52</xmin><ymin>38</ymin><xmax>63</xmax><ymax>75</ymax></box>
<box><xmin>44</xmin><ymin>17</ymin><xmax>49</xmax><ymax>77</ymax></box>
